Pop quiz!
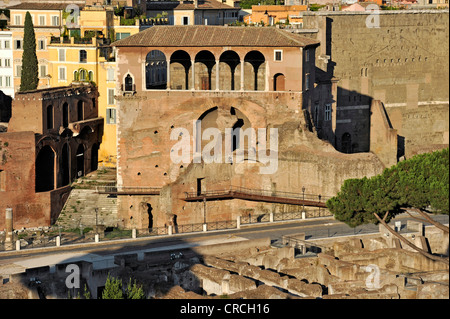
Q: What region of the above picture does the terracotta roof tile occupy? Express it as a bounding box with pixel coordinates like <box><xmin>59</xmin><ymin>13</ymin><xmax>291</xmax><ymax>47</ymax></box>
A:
<box><xmin>113</xmin><ymin>25</ymin><xmax>320</xmax><ymax>48</ymax></box>
<box><xmin>7</xmin><ymin>2</ymin><xmax>83</xmax><ymax>10</ymax></box>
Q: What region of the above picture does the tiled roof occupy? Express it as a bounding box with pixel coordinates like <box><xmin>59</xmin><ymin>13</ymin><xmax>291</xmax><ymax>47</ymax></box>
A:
<box><xmin>113</xmin><ymin>25</ymin><xmax>320</xmax><ymax>48</ymax></box>
<box><xmin>147</xmin><ymin>0</ymin><xmax>238</xmax><ymax>11</ymax></box>
<box><xmin>7</xmin><ymin>2</ymin><xmax>82</xmax><ymax>10</ymax></box>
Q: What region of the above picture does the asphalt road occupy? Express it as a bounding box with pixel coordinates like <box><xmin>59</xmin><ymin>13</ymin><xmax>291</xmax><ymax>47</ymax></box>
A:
<box><xmin>0</xmin><ymin>212</ymin><xmax>447</xmax><ymax>267</ymax></box>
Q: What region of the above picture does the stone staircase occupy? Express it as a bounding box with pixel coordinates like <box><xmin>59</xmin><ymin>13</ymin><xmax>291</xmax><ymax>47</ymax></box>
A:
<box><xmin>55</xmin><ymin>168</ymin><xmax>119</xmax><ymax>230</ymax></box>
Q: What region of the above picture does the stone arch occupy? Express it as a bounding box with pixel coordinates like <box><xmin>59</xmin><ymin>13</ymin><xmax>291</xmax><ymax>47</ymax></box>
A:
<box><xmin>194</xmin><ymin>50</ymin><xmax>215</xmax><ymax>90</ymax></box>
<box><xmin>244</xmin><ymin>50</ymin><xmax>265</xmax><ymax>91</ymax></box>
<box><xmin>36</xmin><ymin>145</ymin><xmax>56</xmax><ymax>192</ymax></box>
<box><xmin>219</xmin><ymin>50</ymin><xmax>241</xmax><ymax>91</ymax></box>
<box><xmin>195</xmin><ymin>106</ymin><xmax>253</xmax><ymax>161</ymax></box>
<box><xmin>62</xmin><ymin>102</ymin><xmax>69</xmax><ymax>128</ymax></box>
<box><xmin>146</xmin><ymin>50</ymin><xmax>167</xmax><ymax>89</ymax></box>
<box><xmin>273</xmin><ymin>73</ymin><xmax>285</xmax><ymax>91</ymax></box>
<box><xmin>170</xmin><ymin>50</ymin><xmax>191</xmax><ymax>90</ymax></box>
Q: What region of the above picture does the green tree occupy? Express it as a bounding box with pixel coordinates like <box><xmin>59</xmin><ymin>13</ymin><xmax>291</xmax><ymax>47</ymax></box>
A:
<box><xmin>327</xmin><ymin>148</ymin><xmax>449</xmax><ymax>264</ymax></box>
<box><xmin>19</xmin><ymin>11</ymin><xmax>39</xmax><ymax>92</ymax></box>
<box><xmin>102</xmin><ymin>274</ymin><xmax>145</xmax><ymax>299</ymax></box>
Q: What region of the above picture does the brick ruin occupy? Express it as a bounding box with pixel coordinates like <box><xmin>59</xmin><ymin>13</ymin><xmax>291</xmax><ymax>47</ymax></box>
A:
<box><xmin>0</xmin><ymin>84</ymin><xmax>103</xmax><ymax>230</ymax></box>
<box><xmin>1</xmin><ymin>223</ymin><xmax>447</xmax><ymax>299</ymax></box>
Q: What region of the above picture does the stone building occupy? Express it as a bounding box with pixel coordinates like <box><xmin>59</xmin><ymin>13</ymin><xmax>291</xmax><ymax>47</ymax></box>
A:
<box><xmin>112</xmin><ymin>25</ymin><xmax>386</xmax><ymax>230</ymax></box>
<box><xmin>301</xmin><ymin>10</ymin><xmax>449</xmax><ymax>160</ymax></box>
<box><xmin>0</xmin><ymin>84</ymin><xmax>103</xmax><ymax>230</ymax></box>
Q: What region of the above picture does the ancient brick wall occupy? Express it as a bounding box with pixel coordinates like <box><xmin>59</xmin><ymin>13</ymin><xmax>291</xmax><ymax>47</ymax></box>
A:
<box><xmin>303</xmin><ymin>10</ymin><xmax>449</xmax><ymax>158</ymax></box>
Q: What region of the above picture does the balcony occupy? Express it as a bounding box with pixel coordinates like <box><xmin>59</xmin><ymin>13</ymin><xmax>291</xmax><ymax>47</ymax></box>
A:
<box><xmin>121</xmin><ymin>83</ymin><xmax>136</xmax><ymax>95</ymax></box>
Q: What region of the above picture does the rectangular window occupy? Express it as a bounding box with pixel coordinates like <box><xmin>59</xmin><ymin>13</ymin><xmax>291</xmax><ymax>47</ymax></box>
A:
<box><xmin>325</xmin><ymin>103</ymin><xmax>332</xmax><ymax>121</ymax></box>
<box><xmin>0</xmin><ymin>59</ymin><xmax>2</xmax><ymax>67</ymax></box>
<box><xmin>5</xmin><ymin>59</ymin><xmax>11</xmax><ymax>67</ymax></box>
<box><xmin>116</xmin><ymin>33</ymin><xmax>131</xmax><ymax>40</ymax></box>
<box><xmin>4</xmin><ymin>40</ymin><xmax>10</xmax><ymax>49</ymax></box>
<box><xmin>40</xmin><ymin>65</ymin><xmax>47</xmax><ymax>78</ymax></box>
<box><xmin>14</xmin><ymin>15</ymin><xmax>21</xmax><ymax>25</ymax></box>
<box><xmin>51</xmin><ymin>16</ymin><xmax>60</xmax><ymax>26</ymax></box>
<box><xmin>305</xmin><ymin>73</ymin><xmax>310</xmax><ymax>90</ymax></box>
<box><xmin>39</xmin><ymin>15</ymin><xmax>45</xmax><ymax>26</ymax></box>
<box><xmin>5</xmin><ymin>76</ymin><xmax>11</xmax><ymax>87</ymax></box>
<box><xmin>107</xmin><ymin>88</ymin><xmax>115</xmax><ymax>105</ymax></box>
<box><xmin>15</xmin><ymin>65</ymin><xmax>22</xmax><ymax>77</ymax></box>
<box><xmin>38</xmin><ymin>39</ymin><xmax>46</xmax><ymax>50</ymax></box>
<box><xmin>107</xmin><ymin>68</ymin><xmax>114</xmax><ymax>81</ymax></box>
<box><xmin>58</xmin><ymin>67</ymin><xmax>66</xmax><ymax>81</ymax></box>
<box><xmin>274</xmin><ymin>50</ymin><xmax>283</xmax><ymax>61</ymax></box>
<box><xmin>0</xmin><ymin>76</ymin><xmax>3</xmax><ymax>87</ymax></box>
<box><xmin>305</xmin><ymin>49</ymin><xmax>309</xmax><ymax>62</ymax></box>
<box><xmin>182</xmin><ymin>16</ymin><xmax>189</xmax><ymax>25</ymax></box>
<box><xmin>59</xmin><ymin>49</ymin><xmax>65</xmax><ymax>62</ymax></box>
<box><xmin>14</xmin><ymin>39</ymin><xmax>22</xmax><ymax>50</ymax></box>
<box><xmin>106</xmin><ymin>107</ymin><xmax>116</xmax><ymax>124</ymax></box>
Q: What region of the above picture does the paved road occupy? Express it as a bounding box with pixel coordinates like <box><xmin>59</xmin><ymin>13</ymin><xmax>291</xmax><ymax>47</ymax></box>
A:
<box><xmin>0</xmin><ymin>213</ymin><xmax>447</xmax><ymax>274</ymax></box>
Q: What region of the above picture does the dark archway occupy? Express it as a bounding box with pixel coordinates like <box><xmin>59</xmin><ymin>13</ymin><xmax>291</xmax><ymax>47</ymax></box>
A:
<box><xmin>124</xmin><ymin>74</ymin><xmax>133</xmax><ymax>92</ymax></box>
<box><xmin>61</xmin><ymin>143</ymin><xmax>70</xmax><ymax>186</ymax></box>
<box><xmin>244</xmin><ymin>51</ymin><xmax>265</xmax><ymax>91</ymax></box>
<box><xmin>146</xmin><ymin>50</ymin><xmax>167</xmax><ymax>89</ymax></box>
<box><xmin>91</xmin><ymin>143</ymin><xmax>99</xmax><ymax>172</ymax></box>
<box><xmin>342</xmin><ymin>132</ymin><xmax>352</xmax><ymax>154</ymax></box>
<box><xmin>77</xmin><ymin>100</ymin><xmax>83</xmax><ymax>122</ymax></box>
<box><xmin>35</xmin><ymin>146</ymin><xmax>55</xmax><ymax>192</ymax></box>
<box><xmin>76</xmin><ymin>144</ymin><xmax>85</xmax><ymax>178</ymax></box>
<box><xmin>195</xmin><ymin>50</ymin><xmax>215</xmax><ymax>90</ymax></box>
<box><xmin>62</xmin><ymin>102</ymin><xmax>69</xmax><ymax>128</ymax></box>
<box><xmin>219</xmin><ymin>50</ymin><xmax>240</xmax><ymax>91</ymax></box>
<box><xmin>46</xmin><ymin>105</ymin><xmax>53</xmax><ymax>130</ymax></box>
<box><xmin>147</xmin><ymin>203</ymin><xmax>153</xmax><ymax>230</ymax></box>
<box><xmin>170</xmin><ymin>50</ymin><xmax>191</xmax><ymax>90</ymax></box>
<box><xmin>274</xmin><ymin>73</ymin><xmax>285</xmax><ymax>91</ymax></box>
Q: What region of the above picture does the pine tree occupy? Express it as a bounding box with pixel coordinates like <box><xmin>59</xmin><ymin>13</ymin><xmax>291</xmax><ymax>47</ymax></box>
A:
<box><xmin>19</xmin><ymin>11</ymin><xmax>39</xmax><ymax>92</ymax></box>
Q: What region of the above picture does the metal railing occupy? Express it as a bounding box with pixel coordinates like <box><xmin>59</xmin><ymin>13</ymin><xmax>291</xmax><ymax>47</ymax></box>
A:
<box><xmin>185</xmin><ymin>185</ymin><xmax>330</xmax><ymax>201</ymax></box>
<box><xmin>96</xmin><ymin>183</ymin><xmax>161</xmax><ymax>195</ymax></box>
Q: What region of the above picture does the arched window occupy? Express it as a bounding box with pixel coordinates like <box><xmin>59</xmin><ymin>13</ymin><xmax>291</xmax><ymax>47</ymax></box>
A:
<box><xmin>46</xmin><ymin>105</ymin><xmax>53</xmax><ymax>130</ymax></box>
<box><xmin>35</xmin><ymin>146</ymin><xmax>55</xmax><ymax>192</ymax></box>
<box><xmin>124</xmin><ymin>74</ymin><xmax>134</xmax><ymax>92</ymax></box>
<box><xmin>62</xmin><ymin>102</ymin><xmax>69</xmax><ymax>128</ymax></box>
<box><xmin>88</xmin><ymin>71</ymin><xmax>94</xmax><ymax>81</ymax></box>
<box><xmin>77</xmin><ymin>100</ymin><xmax>83</xmax><ymax>121</ymax></box>
<box><xmin>170</xmin><ymin>50</ymin><xmax>191</xmax><ymax>90</ymax></box>
<box><xmin>79</xmin><ymin>69</ymin><xmax>87</xmax><ymax>81</ymax></box>
<box><xmin>244</xmin><ymin>51</ymin><xmax>265</xmax><ymax>91</ymax></box>
<box><xmin>146</xmin><ymin>50</ymin><xmax>167</xmax><ymax>89</ymax></box>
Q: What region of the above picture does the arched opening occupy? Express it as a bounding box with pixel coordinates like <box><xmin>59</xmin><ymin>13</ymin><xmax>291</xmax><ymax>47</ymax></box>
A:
<box><xmin>196</xmin><ymin>106</ymin><xmax>252</xmax><ymax>161</ymax></box>
<box><xmin>273</xmin><ymin>73</ymin><xmax>285</xmax><ymax>91</ymax></box>
<box><xmin>77</xmin><ymin>100</ymin><xmax>83</xmax><ymax>121</ymax></box>
<box><xmin>79</xmin><ymin>69</ymin><xmax>87</xmax><ymax>82</ymax></box>
<box><xmin>91</xmin><ymin>143</ymin><xmax>99</xmax><ymax>172</ymax></box>
<box><xmin>147</xmin><ymin>203</ymin><xmax>153</xmax><ymax>230</ymax></box>
<box><xmin>219</xmin><ymin>50</ymin><xmax>240</xmax><ymax>91</ymax></box>
<box><xmin>244</xmin><ymin>51</ymin><xmax>265</xmax><ymax>91</ymax></box>
<box><xmin>35</xmin><ymin>146</ymin><xmax>55</xmax><ymax>192</ymax></box>
<box><xmin>46</xmin><ymin>105</ymin><xmax>53</xmax><ymax>130</ymax></box>
<box><xmin>61</xmin><ymin>143</ymin><xmax>70</xmax><ymax>186</ymax></box>
<box><xmin>88</xmin><ymin>71</ymin><xmax>94</xmax><ymax>82</ymax></box>
<box><xmin>170</xmin><ymin>50</ymin><xmax>191</xmax><ymax>90</ymax></box>
<box><xmin>124</xmin><ymin>74</ymin><xmax>133</xmax><ymax>92</ymax></box>
<box><xmin>76</xmin><ymin>144</ymin><xmax>85</xmax><ymax>178</ymax></box>
<box><xmin>62</xmin><ymin>102</ymin><xmax>69</xmax><ymax>128</ymax></box>
<box><xmin>194</xmin><ymin>50</ymin><xmax>215</xmax><ymax>90</ymax></box>
<box><xmin>341</xmin><ymin>132</ymin><xmax>352</xmax><ymax>154</ymax></box>
<box><xmin>146</xmin><ymin>50</ymin><xmax>167</xmax><ymax>89</ymax></box>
